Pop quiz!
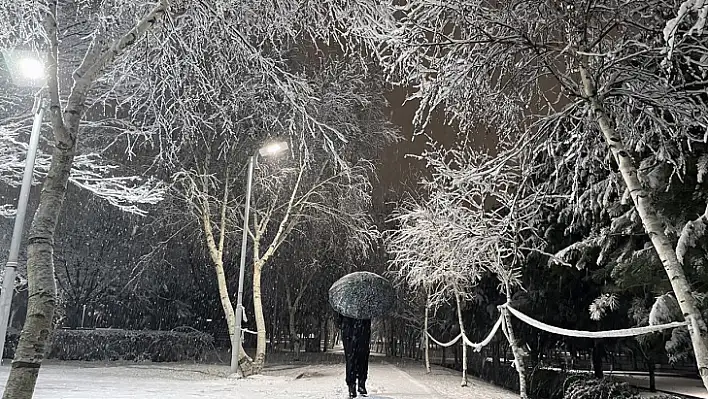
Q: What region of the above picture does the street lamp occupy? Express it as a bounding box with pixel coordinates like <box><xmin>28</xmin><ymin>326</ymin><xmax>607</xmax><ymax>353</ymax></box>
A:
<box><xmin>233</xmin><ymin>140</ymin><xmax>289</xmax><ymax>376</ymax></box>
<box><xmin>2</xmin><ymin>49</ymin><xmax>47</xmax><ymax>88</ymax></box>
<box><xmin>0</xmin><ymin>49</ymin><xmax>46</xmax><ymax>363</ymax></box>
<box><xmin>17</xmin><ymin>57</ymin><xmax>45</xmax><ymax>81</ymax></box>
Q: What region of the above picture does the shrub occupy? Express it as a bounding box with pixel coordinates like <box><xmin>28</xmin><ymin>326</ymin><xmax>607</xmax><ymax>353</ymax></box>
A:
<box><xmin>4</xmin><ymin>329</ymin><xmax>213</xmax><ymax>362</ymax></box>
<box><xmin>528</xmin><ymin>368</ymin><xmax>573</xmax><ymax>399</ymax></box>
<box><xmin>563</xmin><ymin>376</ymin><xmax>641</xmax><ymax>399</ymax></box>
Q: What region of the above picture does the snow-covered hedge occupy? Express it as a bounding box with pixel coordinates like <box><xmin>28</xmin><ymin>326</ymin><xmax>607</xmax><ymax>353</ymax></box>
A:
<box><xmin>563</xmin><ymin>377</ymin><xmax>639</xmax><ymax>399</ymax></box>
<box><xmin>4</xmin><ymin>328</ymin><xmax>213</xmax><ymax>362</ymax></box>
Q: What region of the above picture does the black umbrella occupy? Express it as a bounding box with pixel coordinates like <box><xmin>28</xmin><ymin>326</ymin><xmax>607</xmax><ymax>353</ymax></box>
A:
<box><xmin>328</xmin><ymin>271</ymin><xmax>395</xmax><ymax>319</ymax></box>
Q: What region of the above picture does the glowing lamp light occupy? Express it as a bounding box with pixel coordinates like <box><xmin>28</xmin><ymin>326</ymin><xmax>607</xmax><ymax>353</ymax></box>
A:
<box><xmin>18</xmin><ymin>57</ymin><xmax>45</xmax><ymax>80</ymax></box>
<box><xmin>258</xmin><ymin>141</ymin><xmax>289</xmax><ymax>157</ymax></box>
<box><xmin>1</xmin><ymin>49</ymin><xmax>47</xmax><ymax>88</ymax></box>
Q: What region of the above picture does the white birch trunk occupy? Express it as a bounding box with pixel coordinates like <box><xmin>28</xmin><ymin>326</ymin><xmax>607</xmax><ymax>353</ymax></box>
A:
<box><xmin>579</xmin><ymin>63</ymin><xmax>708</xmax><ymax>391</ymax></box>
<box><xmin>199</xmin><ymin>167</ymin><xmax>252</xmax><ymax>376</ymax></box>
<box><xmin>501</xmin><ymin>306</ymin><xmax>528</xmax><ymax>399</ymax></box>
<box><xmin>249</xmin><ymin>168</ymin><xmax>304</xmax><ymax>373</ymax></box>
<box><xmin>424</xmin><ymin>296</ymin><xmax>431</xmax><ymax>374</ymax></box>
<box><xmin>454</xmin><ymin>292</ymin><xmax>468</xmax><ymax>387</ymax></box>
<box><xmin>2</xmin><ymin>3</ymin><xmax>168</xmax><ymax>398</ymax></box>
<box><xmin>202</xmin><ymin>215</ymin><xmax>252</xmax><ymax>375</ymax></box>
<box><xmin>252</xmin><ymin>257</ymin><xmax>267</xmax><ymax>372</ymax></box>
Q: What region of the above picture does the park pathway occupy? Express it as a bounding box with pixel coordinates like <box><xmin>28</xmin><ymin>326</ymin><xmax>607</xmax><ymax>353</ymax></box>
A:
<box><xmin>0</xmin><ymin>359</ymin><xmax>515</xmax><ymax>399</ymax></box>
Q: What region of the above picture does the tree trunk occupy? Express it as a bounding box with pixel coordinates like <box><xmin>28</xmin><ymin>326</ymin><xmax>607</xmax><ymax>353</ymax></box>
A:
<box><xmin>592</xmin><ymin>340</ymin><xmax>604</xmax><ymax>379</ymax></box>
<box><xmin>647</xmin><ymin>357</ymin><xmax>656</xmax><ymax>392</ymax></box>
<box><xmin>632</xmin><ymin>349</ymin><xmax>638</xmax><ymax>371</ymax></box>
<box><xmin>200</xmin><ymin>179</ymin><xmax>251</xmax><ymax>376</ymax></box>
<box><xmin>322</xmin><ymin>317</ymin><xmax>328</xmax><ymax>353</ymax></box>
<box><xmin>288</xmin><ymin>305</ymin><xmax>300</xmax><ymax>360</ymax></box>
<box><xmin>492</xmin><ymin>343</ymin><xmax>501</xmax><ymax>384</ymax></box>
<box><xmin>212</xmin><ymin>259</ymin><xmax>252</xmax><ymax>375</ymax></box>
<box><xmin>579</xmin><ymin>64</ymin><xmax>708</xmax><ymax>390</ymax></box>
<box><xmin>285</xmin><ymin>284</ymin><xmax>301</xmax><ymax>359</ymax></box>
<box><xmin>424</xmin><ymin>298</ymin><xmax>431</xmax><ymax>373</ymax></box>
<box><xmin>501</xmin><ymin>306</ymin><xmax>528</xmax><ymax>399</ymax></box>
<box><xmin>2</xmin><ymin>3</ymin><xmax>168</xmax><ymax>398</ymax></box>
<box><xmin>252</xmin><ymin>260</ymin><xmax>267</xmax><ymax>372</ymax></box>
<box><xmin>2</xmin><ymin>148</ymin><xmax>71</xmax><ymax>399</ymax></box>
<box><xmin>454</xmin><ymin>292</ymin><xmax>468</xmax><ymax>387</ymax></box>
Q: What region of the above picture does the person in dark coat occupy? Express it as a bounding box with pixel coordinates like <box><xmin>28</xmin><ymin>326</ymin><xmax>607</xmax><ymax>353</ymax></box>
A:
<box><xmin>337</xmin><ymin>313</ymin><xmax>371</xmax><ymax>398</ymax></box>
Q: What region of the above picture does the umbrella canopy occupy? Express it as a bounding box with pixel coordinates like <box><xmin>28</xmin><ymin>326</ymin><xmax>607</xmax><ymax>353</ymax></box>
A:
<box><xmin>328</xmin><ymin>271</ymin><xmax>395</xmax><ymax>319</ymax></box>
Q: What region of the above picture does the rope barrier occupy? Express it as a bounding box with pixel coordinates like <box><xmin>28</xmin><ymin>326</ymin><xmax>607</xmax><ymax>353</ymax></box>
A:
<box><xmin>427</xmin><ymin>332</ymin><xmax>462</xmax><ymax>348</ymax></box>
<box><xmin>425</xmin><ymin>303</ymin><xmax>687</xmax><ymax>351</ymax></box>
<box><xmin>427</xmin><ymin>314</ymin><xmax>504</xmax><ymax>351</ymax></box>
<box><xmin>504</xmin><ymin>304</ymin><xmax>687</xmax><ymax>338</ymax></box>
<box><xmin>465</xmin><ymin>314</ymin><xmax>503</xmax><ymax>351</ymax></box>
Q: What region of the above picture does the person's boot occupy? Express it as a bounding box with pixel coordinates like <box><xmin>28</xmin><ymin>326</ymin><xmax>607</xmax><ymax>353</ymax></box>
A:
<box><xmin>348</xmin><ymin>384</ymin><xmax>357</xmax><ymax>398</ymax></box>
<box><xmin>357</xmin><ymin>381</ymin><xmax>367</xmax><ymax>396</ymax></box>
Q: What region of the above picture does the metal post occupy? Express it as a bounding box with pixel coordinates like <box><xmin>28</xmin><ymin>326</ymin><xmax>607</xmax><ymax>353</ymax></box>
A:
<box><xmin>81</xmin><ymin>304</ymin><xmax>87</xmax><ymax>329</ymax></box>
<box><xmin>233</xmin><ymin>155</ymin><xmax>255</xmax><ymax>376</ymax></box>
<box><xmin>0</xmin><ymin>93</ymin><xmax>44</xmax><ymax>363</ymax></box>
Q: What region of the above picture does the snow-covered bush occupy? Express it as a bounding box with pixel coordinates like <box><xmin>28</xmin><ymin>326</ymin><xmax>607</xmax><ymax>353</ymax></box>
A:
<box><xmin>3</xmin><ymin>329</ymin><xmax>213</xmax><ymax>362</ymax></box>
<box><xmin>49</xmin><ymin>329</ymin><xmax>214</xmax><ymax>362</ymax></box>
<box><xmin>563</xmin><ymin>377</ymin><xmax>640</xmax><ymax>399</ymax></box>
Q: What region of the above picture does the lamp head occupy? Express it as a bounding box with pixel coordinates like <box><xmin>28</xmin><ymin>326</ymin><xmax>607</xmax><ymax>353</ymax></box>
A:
<box><xmin>258</xmin><ymin>141</ymin><xmax>289</xmax><ymax>157</ymax></box>
<box><xmin>18</xmin><ymin>57</ymin><xmax>45</xmax><ymax>81</ymax></box>
<box><xmin>1</xmin><ymin>49</ymin><xmax>46</xmax><ymax>88</ymax></box>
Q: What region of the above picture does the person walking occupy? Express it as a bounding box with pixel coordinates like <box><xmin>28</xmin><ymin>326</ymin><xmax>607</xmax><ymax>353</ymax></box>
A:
<box><xmin>337</xmin><ymin>313</ymin><xmax>371</xmax><ymax>398</ymax></box>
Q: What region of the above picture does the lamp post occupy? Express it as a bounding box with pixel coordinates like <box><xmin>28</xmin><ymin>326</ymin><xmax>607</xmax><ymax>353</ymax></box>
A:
<box><xmin>233</xmin><ymin>141</ymin><xmax>288</xmax><ymax>376</ymax></box>
<box><xmin>0</xmin><ymin>50</ymin><xmax>47</xmax><ymax>363</ymax></box>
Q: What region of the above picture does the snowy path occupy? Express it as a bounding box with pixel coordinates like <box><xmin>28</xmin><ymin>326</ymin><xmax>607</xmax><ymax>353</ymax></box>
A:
<box><xmin>0</xmin><ymin>359</ymin><xmax>516</xmax><ymax>399</ymax></box>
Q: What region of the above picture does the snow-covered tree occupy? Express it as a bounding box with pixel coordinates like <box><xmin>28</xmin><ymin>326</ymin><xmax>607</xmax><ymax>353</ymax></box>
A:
<box><xmin>382</xmin><ymin>0</ymin><xmax>708</xmax><ymax>390</ymax></box>
<box><xmin>249</xmin><ymin>155</ymin><xmax>378</xmax><ymax>371</ymax></box>
<box><xmin>1</xmin><ymin>0</ymin><xmax>397</xmax><ymax>387</ymax></box>
<box><xmin>0</xmin><ymin>2</ymin><xmax>170</xmax><ymax>397</ymax></box>
<box><xmin>161</xmin><ymin>47</ymin><xmax>397</xmax><ymax>373</ymax></box>
<box><xmin>388</xmin><ymin>139</ymin><xmax>550</xmax><ymax>395</ymax></box>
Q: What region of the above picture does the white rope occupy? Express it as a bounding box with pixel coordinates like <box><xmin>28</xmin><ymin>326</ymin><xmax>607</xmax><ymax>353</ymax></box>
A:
<box><xmin>242</xmin><ymin>328</ymin><xmax>258</xmax><ymax>335</ymax></box>
<box><xmin>426</xmin><ymin>314</ymin><xmax>504</xmax><ymax>350</ymax></box>
<box><xmin>424</xmin><ymin>302</ymin><xmax>684</xmax><ymax>358</ymax></box>
<box><xmin>427</xmin><ymin>332</ymin><xmax>462</xmax><ymax>348</ymax></box>
<box><xmin>505</xmin><ymin>305</ymin><xmax>687</xmax><ymax>338</ymax></box>
<box><xmin>464</xmin><ymin>314</ymin><xmax>503</xmax><ymax>352</ymax></box>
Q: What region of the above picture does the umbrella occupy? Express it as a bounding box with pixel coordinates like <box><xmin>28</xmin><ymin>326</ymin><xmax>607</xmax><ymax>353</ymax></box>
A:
<box><xmin>328</xmin><ymin>271</ymin><xmax>395</xmax><ymax>319</ymax></box>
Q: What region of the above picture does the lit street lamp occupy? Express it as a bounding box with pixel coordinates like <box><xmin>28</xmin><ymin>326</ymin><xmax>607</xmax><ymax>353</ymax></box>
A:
<box><xmin>0</xmin><ymin>49</ymin><xmax>47</xmax><ymax>363</ymax></box>
<box><xmin>17</xmin><ymin>57</ymin><xmax>45</xmax><ymax>82</ymax></box>
<box><xmin>233</xmin><ymin>141</ymin><xmax>289</xmax><ymax>376</ymax></box>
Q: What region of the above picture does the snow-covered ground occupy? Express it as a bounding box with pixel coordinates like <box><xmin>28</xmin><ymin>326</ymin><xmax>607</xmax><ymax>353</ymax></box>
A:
<box><xmin>0</xmin><ymin>358</ymin><xmax>517</xmax><ymax>399</ymax></box>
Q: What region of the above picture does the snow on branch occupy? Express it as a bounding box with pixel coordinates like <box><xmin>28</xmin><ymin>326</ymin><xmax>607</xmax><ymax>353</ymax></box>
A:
<box><xmin>0</xmin><ymin>126</ymin><xmax>32</xmax><ymax>187</ymax></box>
<box><xmin>589</xmin><ymin>293</ymin><xmax>619</xmax><ymax>321</ymax></box>
<box><xmin>0</xmin><ymin>204</ymin><xmax>17</xmax><ymax>217</ymax></box>
<box><xmin>388</xmin><ymin>142</ymin><xmax>547</xmax><ymax>306</ymax></box>
<box><xmin>664</xmin><ymin>0</ymin><xmax>708</xmax><ymax>60</ymax></box>
<box><xmin>100</xmin><ymin>1</ymin><xmax>397</xmax><ymax>173</ymax></box>
<box><xmin>0</xmin><ymin>127</ymin><xmax>165</xmax><ymax>217</ymax></box>
<box><xmin>676</xmin><ymin>204</ymin><xmax>708</xmax><ymax>265</ymax></box>
<box><xmin>550</xmin><ymin>236</ymin><xmax>604</xmax><ymax>269</ymax></box>
<box><xmin>65</xmin><ymin>155</ymin><xmax>165</xmax><ymax>216</ymax></box>
<box><xmin>252</xmin><ymin>157</ymin><xmax>378</xmax><ymax>261</ymax></box>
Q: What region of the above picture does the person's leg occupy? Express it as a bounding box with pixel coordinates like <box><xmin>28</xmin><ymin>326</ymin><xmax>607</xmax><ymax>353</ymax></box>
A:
<box><xmin>343</xmin><ymin>338</ymin><xmax>356</xmax><ymax>384</ymax></box>
<box><xmin>361</xmin><ymin>348</ymin><xmax>370</xmax><ymax>381</ymax></box>
<box><xmin>343</xmin><ymin>336</ymin><xmax>357</xmax><ymax>397</ymax></box>
<box><xmin>357</xmin><ymin>349</ymin><xmax>370</xmax><ymax>394</ymax></box>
